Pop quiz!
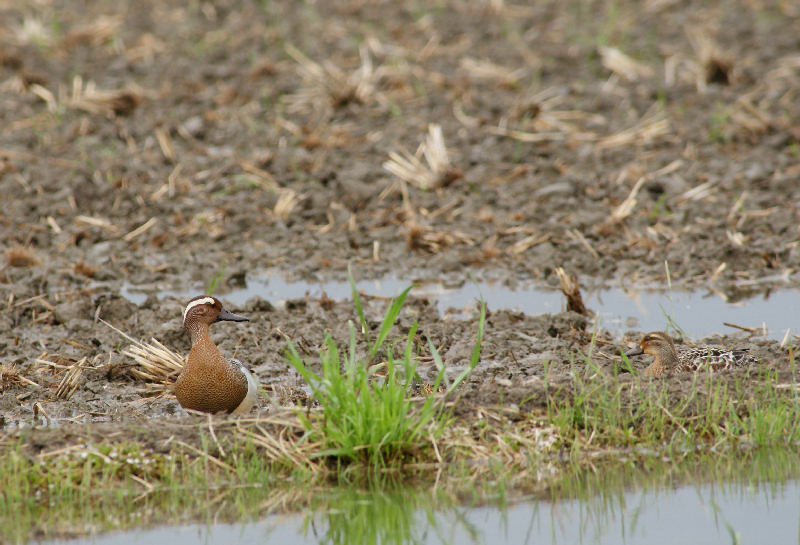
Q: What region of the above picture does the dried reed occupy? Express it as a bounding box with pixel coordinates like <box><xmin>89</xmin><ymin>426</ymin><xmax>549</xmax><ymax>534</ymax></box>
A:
<box><xmin>6</xmin><ymin>246</ymin><xmax>39</xmax><ymax>268</ymax></box>
<box><xmin>31</xmin><ymin>75</ymin><xmax>142</xmax><ymax>117</ymax></box>
<box><xmin>555</xmin><ymin>267</ymin><xmax>590</xmax><ymax>316</ymax></box>
<box><xmin>284</xmin><ymin>44</ymin><xmax>382</xmax><ymax>114</ymax></box>
<box><xmin>383</xmin><ymin>124</ymin><xmax>462</xmax><ymax>190</ymax></box>
<box><xmin>101</xmin><ymin>319</ymin><xmax>184</xmax><ymax>384</ymax></box>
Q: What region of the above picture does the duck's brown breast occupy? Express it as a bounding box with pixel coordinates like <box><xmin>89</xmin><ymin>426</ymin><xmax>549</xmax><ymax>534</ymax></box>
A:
<box><xmin>174</xmin><ymin>339</ymin><xmax>248</xmax><ymax>413</ymax></box>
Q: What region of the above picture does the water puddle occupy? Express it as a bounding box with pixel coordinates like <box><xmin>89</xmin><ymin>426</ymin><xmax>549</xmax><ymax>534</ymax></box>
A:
<box><xmin>121</xmin><ymin>273</ymin><xmax>799</xmax><ymax>341</ymax></box>
<box><xmin>44</xmin><ymin>478</ymin><xmax>800</xmax><ymax>544</ymax></box>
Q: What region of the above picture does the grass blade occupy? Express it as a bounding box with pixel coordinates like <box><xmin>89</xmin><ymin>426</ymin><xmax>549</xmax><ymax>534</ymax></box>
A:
<box><xmin>446</xmin><ymin>301</ymin><xmax>485</xmax><ymax>394</ymax></box>
<box><xmin>369</xmin><ymin>285</ymin><xmax>413</xmax><ymax>362</ymax></box>
<box><xmin>349</xmin><ymin>265</ymin><xmax>370</xmax><ymax>346</ymax></box>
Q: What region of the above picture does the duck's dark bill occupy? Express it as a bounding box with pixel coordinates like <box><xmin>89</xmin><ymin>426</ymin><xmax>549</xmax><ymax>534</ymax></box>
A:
<box><xmin>625</xmin><ymin>346</ymin><xmax>644</xmax><ymax>357</ymax></box>
<box><xmin>216</xmin><ymin>308</ymin><xmax>249</xmax><ymax>322</ymax></box>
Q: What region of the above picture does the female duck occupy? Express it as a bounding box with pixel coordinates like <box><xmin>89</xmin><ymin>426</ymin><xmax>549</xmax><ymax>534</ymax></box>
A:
<box><xmin>625</xmin><ymin>331</ymin><xmax>757</xmax><ymax>377</ymax></box>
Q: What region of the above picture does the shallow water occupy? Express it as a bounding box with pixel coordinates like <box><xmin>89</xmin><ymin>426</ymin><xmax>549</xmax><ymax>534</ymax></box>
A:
<box><xmin>44</xmin><ymin>478</ymin><xmax>800</xmax><ymax>545</ymax></box>
<box><xmin>121</xmin><ymin>272</ymin><xmax>799</xmax><ymax>341</ymax></box>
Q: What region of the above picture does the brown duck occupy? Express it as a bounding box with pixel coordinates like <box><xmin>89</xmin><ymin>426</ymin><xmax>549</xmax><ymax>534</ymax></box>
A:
<box><xmin>625</xmin><ymin>331</ymin><xmax>757</xmax><ymax>377</ymax></box>
<box><xmin>173</xmin><ymin>296</ymin><xmax>259</xmax><ymax>414</ymax></box>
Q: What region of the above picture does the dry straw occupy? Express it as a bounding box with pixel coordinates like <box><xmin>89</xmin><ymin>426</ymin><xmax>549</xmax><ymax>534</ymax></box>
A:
<box><xmin>0</xmin><ymin>363</ymin><xmax>40</xmax><ymax>390</ymax></box>
<box><xmin>273</xmin><ymin>189</ymin><xmax>303</xmax><ymax>222</ymax></box>
<box><xmin>6</xmin><ymin>246</ymin><xmax>39</xmax><ymax>268</ymax></box>
<box><xmin>53</xmin><ymin>357</ymin><xmax>91</xmax><ymax>400</ymax></box>
<box><xmin>101</xmin><ymin>319</ymin><xmax>184</xmax><ymax>384</ymax></box>
<box><xmin>30</xmin><ymin>75</ymin><xmax>143</xmax><ymax>117</ymax></box>
<box><xmin>555</xmin><ymin>267</ymin><xmax>590</xmax><ymax>316</ymax></box>
<box><xmin>383</xmin><ymin>124</ymin><xmax>462</xmax><ymax>190</ymax></box>
<box><xmin>284</xmin><ymin>44</ymin><xmax>383</xmax><ymax>114</ymax></box>
<box><xmin>599</xmin><ymin>46</ymin><xmax>654</xmax><ymax>82</ymax></box>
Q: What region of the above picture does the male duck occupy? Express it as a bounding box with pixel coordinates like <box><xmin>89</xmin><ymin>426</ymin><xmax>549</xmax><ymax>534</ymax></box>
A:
<box><xmin>173</xmin><ymin>296</ymin><xmax>259</xmax><ymax>414</ymax></box>
<box><xmin>625</xmin><ymin>331</ymin><xmax>757</xmax><ymax>377</ymax></box>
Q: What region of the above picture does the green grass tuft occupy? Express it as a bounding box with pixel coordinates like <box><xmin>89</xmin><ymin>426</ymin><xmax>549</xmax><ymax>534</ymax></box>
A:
<box><xmin>285</xmin><ymin>268</ymin><xmax>486</xmax><ymax>471</ymax></box>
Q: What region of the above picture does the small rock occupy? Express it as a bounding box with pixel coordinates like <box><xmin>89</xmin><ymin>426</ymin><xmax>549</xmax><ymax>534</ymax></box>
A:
<box><xmin>246</xmin><ymin>296</ymin><xmax>275</xmax><ymax>312</ymax></box>
<box><xmin>53</xmin><ymin>300</ymin><xmax>92</xmax><ymax>325</ymax></box>
<box><xmin>95</xmin><ymin>295</ymin><xmax>139</xmax><ymax>324</ymax></box>
<box><xmin>182</xmin><ymin>116</ymin><xmax>205</xmax><ymax>138</ymax></box>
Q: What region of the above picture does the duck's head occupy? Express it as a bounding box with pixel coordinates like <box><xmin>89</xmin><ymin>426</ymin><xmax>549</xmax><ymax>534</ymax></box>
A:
<box><xmin>624</xmin><ymin>331</ymin><xmax>680</xmax><ymax>377</ymax></box>
<box><xmin>182</xmin><ymin>296</ymin><xmax>248</xmax><ymax>329</ymax></box>
<box><xmin>625</xmin><ymin>331</ymin><xmax>676</xmax><ymax>358</ymax></box>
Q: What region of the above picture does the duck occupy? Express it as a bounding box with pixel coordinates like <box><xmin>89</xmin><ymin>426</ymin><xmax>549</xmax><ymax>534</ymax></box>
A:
<box><xmin>624</xmin><ymin>331</ymin><xmax>757</xmax><ymax>377</ymax></box>
<box><xmin>173</xmin><ymin>295</ymin><xmax>259</xmax><ymax>414</ymax></box>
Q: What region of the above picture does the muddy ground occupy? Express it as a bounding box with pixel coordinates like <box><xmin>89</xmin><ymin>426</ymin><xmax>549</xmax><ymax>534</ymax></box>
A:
<box><xmin>1</xmin><ymin>1</ymin><xmax>799</xmax><ymax>431</ymax></box>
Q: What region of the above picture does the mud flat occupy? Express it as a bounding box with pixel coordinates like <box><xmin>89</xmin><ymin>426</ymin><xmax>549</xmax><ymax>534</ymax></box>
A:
<box><xmin>1</xmin><ymin>0</ymin><xmax>799</xmax><ymax>542</ymax></box>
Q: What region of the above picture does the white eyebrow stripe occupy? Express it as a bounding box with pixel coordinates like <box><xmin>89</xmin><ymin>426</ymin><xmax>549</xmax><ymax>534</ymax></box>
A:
<box><xmin>183</xmin><ymin>297</ymin><xmax>216</xmax><ymax>322</ymax></box>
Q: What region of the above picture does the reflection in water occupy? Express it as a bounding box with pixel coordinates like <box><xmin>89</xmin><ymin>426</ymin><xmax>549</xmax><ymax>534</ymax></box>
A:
<box><xmin>40</xmin><ymin>450</ymin><xmax>800</xmax><ymax>545</ymax></box>
<box><xmin>121</xmin><ymin>271</ymin><xmax>799</xmax><ymax>341</ymax></box>
<box><xmin>303</xmin><ymin>484</ymin><xmax>473</xmax><ymax>545</ymax></box>
<box><xmin>452</xmin><ymin>481</ymin><xmax>798</xmax><ymax>545</ymax></box>
<box><xmin>51</xmin><ymin>477</ymin><xmax>800</xmax><ymax>545</ymax></box>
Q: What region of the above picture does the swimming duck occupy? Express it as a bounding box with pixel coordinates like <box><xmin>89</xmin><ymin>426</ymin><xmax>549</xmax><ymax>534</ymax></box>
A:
<box><xmin>173</xmin><ymin>296</ymin><xmax>259</xmax><ymax>414</ymax></box>
<box><xmin>624</xmin><ymin>331</ymin><xmax>757</xmax><ymax>377</ymax></box>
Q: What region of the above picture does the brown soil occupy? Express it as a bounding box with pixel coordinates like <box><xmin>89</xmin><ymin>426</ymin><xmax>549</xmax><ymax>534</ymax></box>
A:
<box><xmin>1</xmin><ymin>1</ymin><xmax>799</xmax><ymax>432</ymax></box>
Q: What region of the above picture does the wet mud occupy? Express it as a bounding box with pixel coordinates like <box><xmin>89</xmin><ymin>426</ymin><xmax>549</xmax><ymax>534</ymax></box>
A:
<box><xmin>1</xmin><ymin>1</ymin><xmax>799</xmax><ymax>434</ymax></box>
